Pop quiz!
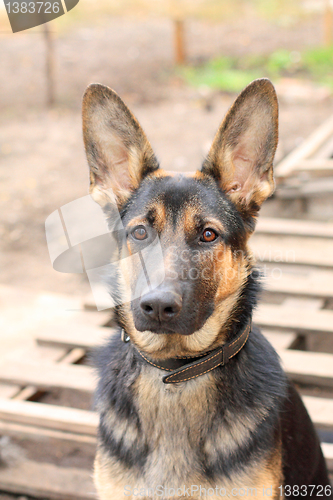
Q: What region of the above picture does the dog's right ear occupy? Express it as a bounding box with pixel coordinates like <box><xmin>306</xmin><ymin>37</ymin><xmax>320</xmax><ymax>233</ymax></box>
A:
<box><xmin>82</xmin><ymin>84</ymin><xmax>159</xmax><ymax>207</ymax></box>
<box><xmin>201</xmin><ymin>79</ymin><xmax>278</xmax><ymax>228</ymax></box>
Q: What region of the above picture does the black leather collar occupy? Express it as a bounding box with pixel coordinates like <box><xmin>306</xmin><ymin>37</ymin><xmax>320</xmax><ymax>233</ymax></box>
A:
<box><xmin>121</xmin><ymin>320</ymin><xmax>251</xmax><ymax>384</ymax></box>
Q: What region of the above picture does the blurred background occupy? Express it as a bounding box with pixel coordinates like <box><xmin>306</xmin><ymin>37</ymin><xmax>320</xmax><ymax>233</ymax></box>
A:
<box><xmin>1</xmin><ymin>2</ymin><xmax>333</xmax><ymax>496</ymax></box>
<box><xmin>1</xmin><ymin>0</ymin><xmax>333</xmax><ymax>296</ymax></box>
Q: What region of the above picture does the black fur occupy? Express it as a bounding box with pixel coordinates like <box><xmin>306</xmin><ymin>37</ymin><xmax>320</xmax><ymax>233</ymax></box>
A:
<box><xmin>94</xmin><ymin>325</ymin><xmax>286</xmax><ymax>476</ymax></box>
<box><xmin>85</xmin><ymin>81</ymin><xmax>331</xmax><ymax>498</ymax></box>
<box><xmin>94</xmin><ymin>173</ymin><xmax>331</xmax><ymax>495</ymax></box>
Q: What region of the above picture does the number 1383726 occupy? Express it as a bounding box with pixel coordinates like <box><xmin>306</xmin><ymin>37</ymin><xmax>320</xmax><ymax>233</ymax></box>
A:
<box><xmin>5</xmin><ymin>2</ymin><xmax>61</xmax><ymax>14</ymax></box>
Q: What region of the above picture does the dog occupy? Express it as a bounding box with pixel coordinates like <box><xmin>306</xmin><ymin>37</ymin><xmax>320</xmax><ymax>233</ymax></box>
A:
<box><xmin>82</xmin><ymin>79</ymin><xmax>331</xmax><ymax>499</ymax></box>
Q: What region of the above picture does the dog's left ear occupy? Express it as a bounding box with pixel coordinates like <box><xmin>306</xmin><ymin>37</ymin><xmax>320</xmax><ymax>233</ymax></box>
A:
<box><xmin>202</xmin><ymin>79</ymin><xmax>278</xmax><ymax>222</ymax></box>
<box><xmin>82</xmin><ymin>84</ymin><xmax>159</xmax><ymax>207</ymax></box>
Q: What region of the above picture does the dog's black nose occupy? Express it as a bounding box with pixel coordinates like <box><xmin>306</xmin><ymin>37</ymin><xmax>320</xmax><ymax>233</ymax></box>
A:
<box><xmin>140</xmin><ymin>290</ymin><xmax>182</xmax><ymax>322</ymax></box>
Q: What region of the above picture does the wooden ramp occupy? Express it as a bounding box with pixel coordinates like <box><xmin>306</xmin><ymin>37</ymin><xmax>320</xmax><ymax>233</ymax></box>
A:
<box><xmin>1</xmin><ymin>217</ymin><xmax>333</xmax><ymax>497</ymax></box>
<box><xmin>275</xmin><ymin>114</ymin><xmax>333</xmax><ymax>212</ymax></box>
<box><xmin>276</xmin><ymin>114</ymin><xmax>333</xmax><ymax>181</ymax></box>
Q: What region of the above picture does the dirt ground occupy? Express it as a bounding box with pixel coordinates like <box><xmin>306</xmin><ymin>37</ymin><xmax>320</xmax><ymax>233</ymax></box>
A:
<box><xmin>1</xmin><ymin>11</ymin><xmax>333</xmax><ymax>499</ymax></box>
<box><xmin>1</xmin><ymin>13</ymin><xmax>333</xmax><ymax>297</ymax></box>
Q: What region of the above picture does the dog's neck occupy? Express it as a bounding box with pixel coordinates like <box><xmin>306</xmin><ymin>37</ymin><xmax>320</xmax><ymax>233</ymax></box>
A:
<box><xmin>120</xmin><ymin>319</ymin><xmax>251</xmax><ymax>384</ymax></box>
<box><xmin>115</xmin><ymin>271</ymin><xmax>260</xmax><ymax>382</ymax></box>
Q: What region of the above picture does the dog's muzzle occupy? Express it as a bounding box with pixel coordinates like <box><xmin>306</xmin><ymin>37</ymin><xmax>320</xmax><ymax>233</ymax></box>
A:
<box><xmin>121</xmin><ymin>320</ymin><xmax>251</xmax><ymax>384</ymax></box>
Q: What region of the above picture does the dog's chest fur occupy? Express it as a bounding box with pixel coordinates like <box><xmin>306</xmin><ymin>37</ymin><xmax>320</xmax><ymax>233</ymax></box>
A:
<box><xmin>94</xmin><ymin>331</ymin><xmax>285</xmax><ymax>499</ymax></box>
<box><xmin>133</xmin><ymin>368</ymin><xmax>217</xmax><ymax>485</ymax></box>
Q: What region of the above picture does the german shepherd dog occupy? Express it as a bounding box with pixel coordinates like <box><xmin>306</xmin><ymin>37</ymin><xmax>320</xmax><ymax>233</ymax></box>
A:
<box><xmin>82</xmin><ymin>79</ymin><xmax>331</xmax><ymax>499</ymax></box>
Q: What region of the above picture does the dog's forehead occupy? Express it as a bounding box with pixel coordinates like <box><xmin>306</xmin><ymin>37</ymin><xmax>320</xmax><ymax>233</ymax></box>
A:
<box><xmin>127</xmin><ymin>175</ymin><xmax>231</xmax><ymax>219</ymax></box>
<box><xmin>122</xmin><ymin>174</ymin><xmax>246</xmax><ymax>244</ymax></box>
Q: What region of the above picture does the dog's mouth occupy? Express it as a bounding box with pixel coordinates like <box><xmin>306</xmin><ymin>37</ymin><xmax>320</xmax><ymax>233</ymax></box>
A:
<box><xmin>135</xmin><ymin>321</ymin><xmax>197</xmax><ymax>336</ymax></box>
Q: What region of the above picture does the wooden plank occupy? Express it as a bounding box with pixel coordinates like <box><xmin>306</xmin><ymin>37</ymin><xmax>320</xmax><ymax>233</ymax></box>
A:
<box><xmin>59</xmin><ymin>347</ymin><xmax>86</xmax><ymax>364</ymax></box>
<box><xmin>5</xmin><ymin>344</ymin><xmax>67</xmax><ymax>364</ymax></box>
<box><xmin>256</xmin><ymin>217</ymin><xmax>333</xmax><ymax>239</ymax></box>
<box><xmin>262</xmin><ymin>330</ymin><xmax>297</xmax><ymax>351</ymax></box>
<box><xmin>4</xmin><ymin>344</ymin><xmax>333</xmax><ymax>392</ymax></box>
<box><xmin>13</xmin><ymin>348</ymin><xmax>85</xmax><ymax>402</ymax></box>
<box><xmin>322</xmin><ymin>442</ymin><xmax>333</xmax><ymax>459</ymax></box>
<box><xmin>0</xmin><ymin>396</ymin><xmax>333</xmax><ymax>436</ymax></box>
<box><xmin>0</xmin><ymin>459</ymin><xmax>96</xmax><ymax>500</ymax></box>
<box><xmin>37</xmin><ymin>320</ymin><xmax>304</xmax><ymax>349</ymax></box>
<box><xmin>38</xmin><ymin>322</ymin><xmax>302</xmax><ymax>352</ymax></box>
<box><xmin>174</xmin><ymin>19</ymin><xmax>186</xmax><ymax>64</ymax></box>
<box><xmin>0</xmin><ymin>360</ymin><xmax>95</xmax><ymax>392</ymax></box>
<box><xmin>281</xmin><ymin>297</ymin><xmax>324</xmax><ymax>310</ymax></box>
<box><xmin>303</xmin><ymin>395</ymin><xmax>333</xmax><ymax>428</ymax></box>
<box><xmin>0</xmin><ymin>383</ymin><xmax>20</xmax><ymax>399</ymax></box>
<box><xmin>0</xmin><ymin>390</ymin><xmax>333</xmax><ymax>432</ymax></box>
<box><xmin>315</xmin><ymin>133</ymin><xmax>333</xmax><ymax>159</ymax></box>
<box><xmin>280</xmin><ymin>350</ymin><xmax>333</xmax><ymax>388</ymax></box>
<box><xmin>0</xmin><ymin>399</ymin><xmax>98</xmax><ymax>435</ymax></box>
<box><xmin>324</xmin><ymin>0</ymin><xmax>333</xmax><ymax>46</ymax></box>
<box><xmin>83</xmin><ymin>291</ymin><xmax>114</xmax><ymax>314</ymax></box>
<box><xmin>264</xmin><ymin>265</ymin><xmax>333</xmax><ymax>299</ymax></box>
<box><xmin>275</xmin><ymin>113</ymin><xmax>333</xmax><ymax>178</ymax></box>
<box><xmin>0</xmin><ymin>395</ymin><xmax>332</xmax><ymax>437</ymax></box>
<box><xmin>38</xmin><ymin>302</ymin><xmax>333</xmax><ymax>350</ymax></box>
<box><xmin>0</xmin><ymin>420</ymin><xmax>96</xmax><ymax>445</ymax></box>
<box><xmin>14</xmin><ymin>386</ymin><xmax>40</xmax><ymax>401</ymax></box>
<box><xmin>289</xmin><ymin>158</ymin><xmax>333</xmax><ymax>175</ymax></box>
<box><xmin>276</xmin><ymin>177</ymin><xmax>333</xmax><ymax>199</ymax></box>
<box><xmin>254</xmin><ymin>304</ymin><xmax>333</xmax><ymax>335</ymax></box>
<box><xmin>321</xmin><ymin>443</ymin><xmax>333</xmax><ymax>471</ymax></box>
<box><xmin>0</xmin><ymin>449</ymin><xmax>331</xmax><ymax>500</ymax></box>
<box><xmin>0</xmin><ymin>345</ymin><xmax>68</xmax><ymax>401</ymax></box>
<box><xmin>252</xmin><ymin>234</ymin><xmax>333</xmax><ymax>268</ymax></box>
<box><xmin>36</xmin><ymin>324</ymin><xmax>112</xmax><ymax>350</ymax></box>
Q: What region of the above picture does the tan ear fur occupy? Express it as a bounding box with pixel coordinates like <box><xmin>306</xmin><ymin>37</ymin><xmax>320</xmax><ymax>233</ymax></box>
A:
<box><xmin>82</xmin><ymin>84</ymin><xmax>159</xmax><ymax>207</ymax></box>
<box><xmin>202</xmin><ymin>78</ymin><xmax>278</xmax><ymax>213</ymax></box>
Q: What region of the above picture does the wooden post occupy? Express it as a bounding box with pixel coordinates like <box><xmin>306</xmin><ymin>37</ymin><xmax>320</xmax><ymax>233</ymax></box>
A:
<box><xmin>174</xmin><ymin>19</ymin><xmax>186</xmax><ymax>65</ymax></box>
<box><xmin>43</xmin><ymin>23</ymin><xmax>56</xmax><ymax>107</ymax></box>
<box><xmin>324</xmin><ymin>0</ymin><xmax>333</xmax><ymax>46</ymax></box>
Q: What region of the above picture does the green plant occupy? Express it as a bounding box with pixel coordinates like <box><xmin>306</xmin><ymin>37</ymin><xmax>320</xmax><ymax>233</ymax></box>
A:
<box><xmin>266</xmin><ymin>50</ymin><xmax>294</xmax><ymax>76</ymax></box>
<box><xmin>177</xmin><ymin>45</ymin><xmax>333</xmax><ymax>93</ymax></box>
<box><xmin>302</xmin><ymin>46</ymin><xmax>333</xmax><ymax>77</ymax></box>
<box><xmin>179</xmin><ymin>64</ymin><xmax>259</xmax><ymax>93</ymax></box>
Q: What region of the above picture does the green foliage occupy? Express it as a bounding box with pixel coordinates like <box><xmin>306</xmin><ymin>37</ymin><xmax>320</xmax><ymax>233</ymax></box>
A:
<box><xmin>266</xmin><ymin>50</ymin><xmax>295</xmax><ymax>76</ymax></box>
<box><xmin>181</xmin><ymin>66</ymin><xmax>260</xmax><ymax>93</ymax></box>
<box><xmin>253</xmin><ymin>0</ymin><xmax>303</xmax><ymax>20</ymax></box>
<box><xmin>178</xmin><ymin>46</ymin><xmax>333</xmax><ymax>92</ymax></box>
<box><xmin>302</xmin><ymin>46</ymin><xmax>333</xmax><ymax>76</ymax></box>
<box><xmin>180</xmin><ymin>62</ymin><xmax>259</xmax><ymax>93</ymax></box>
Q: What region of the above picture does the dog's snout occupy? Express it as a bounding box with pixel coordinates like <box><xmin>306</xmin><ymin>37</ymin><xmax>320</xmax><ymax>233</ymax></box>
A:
<box><xmin>140</xmin><ymin>290</ymin><xmax>182</xmax><ymax>322</ymax></box>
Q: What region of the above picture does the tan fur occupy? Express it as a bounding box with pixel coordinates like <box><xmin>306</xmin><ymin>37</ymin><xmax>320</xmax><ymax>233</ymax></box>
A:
<box><xmin>95</xmin><ymin>385</ymin><xmax>283</xmax><ymax>500</ymax></box>
<box><xmin>82</xmin><ymin>84</ymin><xmax>158</xmax><ymax>206</ymax></box>
<box><xmin>95</xmin><ymin>457</ymin><xmax>283</xmax><ymax>500</ymax></box>
<box><xmin>204</xmin><ymin>79</ymin><xmax>278</xmax><ymax>216</ymax></box>
<box><xmin>118</xmin><ymin>207</ymin><xmax>249</xmax><ymax>359</ymax></box>
<box><xmin>95</xmin><ymin>376</ymin><xmax>282</xmax><ymax>500</ymax></box>
<box><xmin>148</xmin><ymin>202</ymin><xmax>167</xmax><ymax>233</ymax></box>
<box><xmin>83</xmin><ymin>80</ymin><xmax>282</xmax><ymax>500</ymax></box>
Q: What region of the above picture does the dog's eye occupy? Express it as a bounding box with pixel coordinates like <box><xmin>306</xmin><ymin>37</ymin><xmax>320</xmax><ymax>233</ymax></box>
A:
<box><xmin>201</xmin><ymin>228</ymin><xmax>218</xmax><ymax>243</ymax></box>
<box><xmin>132</xmin><ymin>226</ymin><xmax>148</xmax><ymax>241</ymax></box>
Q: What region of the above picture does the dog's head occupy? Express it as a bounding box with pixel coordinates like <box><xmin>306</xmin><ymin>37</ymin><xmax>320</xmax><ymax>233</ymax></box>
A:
<box><xmin>82</xmin><ymin>79</ymin><xmax>278</xmax><ymax>358</ymax></box>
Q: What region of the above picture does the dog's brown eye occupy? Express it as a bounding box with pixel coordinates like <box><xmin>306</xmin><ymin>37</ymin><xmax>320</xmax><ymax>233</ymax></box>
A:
<box><xmin>132</xmin><ymin>226</ymin><xmax>148</xmax><ymax>241</ymax></box>
<box><xmin>201</xmin><ymin>228</ymin><xmax>218</xmax><ymax>242</ymax></box>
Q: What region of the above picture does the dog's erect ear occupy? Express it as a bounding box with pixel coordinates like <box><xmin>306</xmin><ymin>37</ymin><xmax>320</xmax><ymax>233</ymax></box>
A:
<box><xmin>202</xmin><ymin>79</ymin><xmax>278</xmax><ymax>221</ymax></box>
<box><xmin>82</xmin><ymin>84</ymin><xmax>159</xmax><ymax>206</ymax></box>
